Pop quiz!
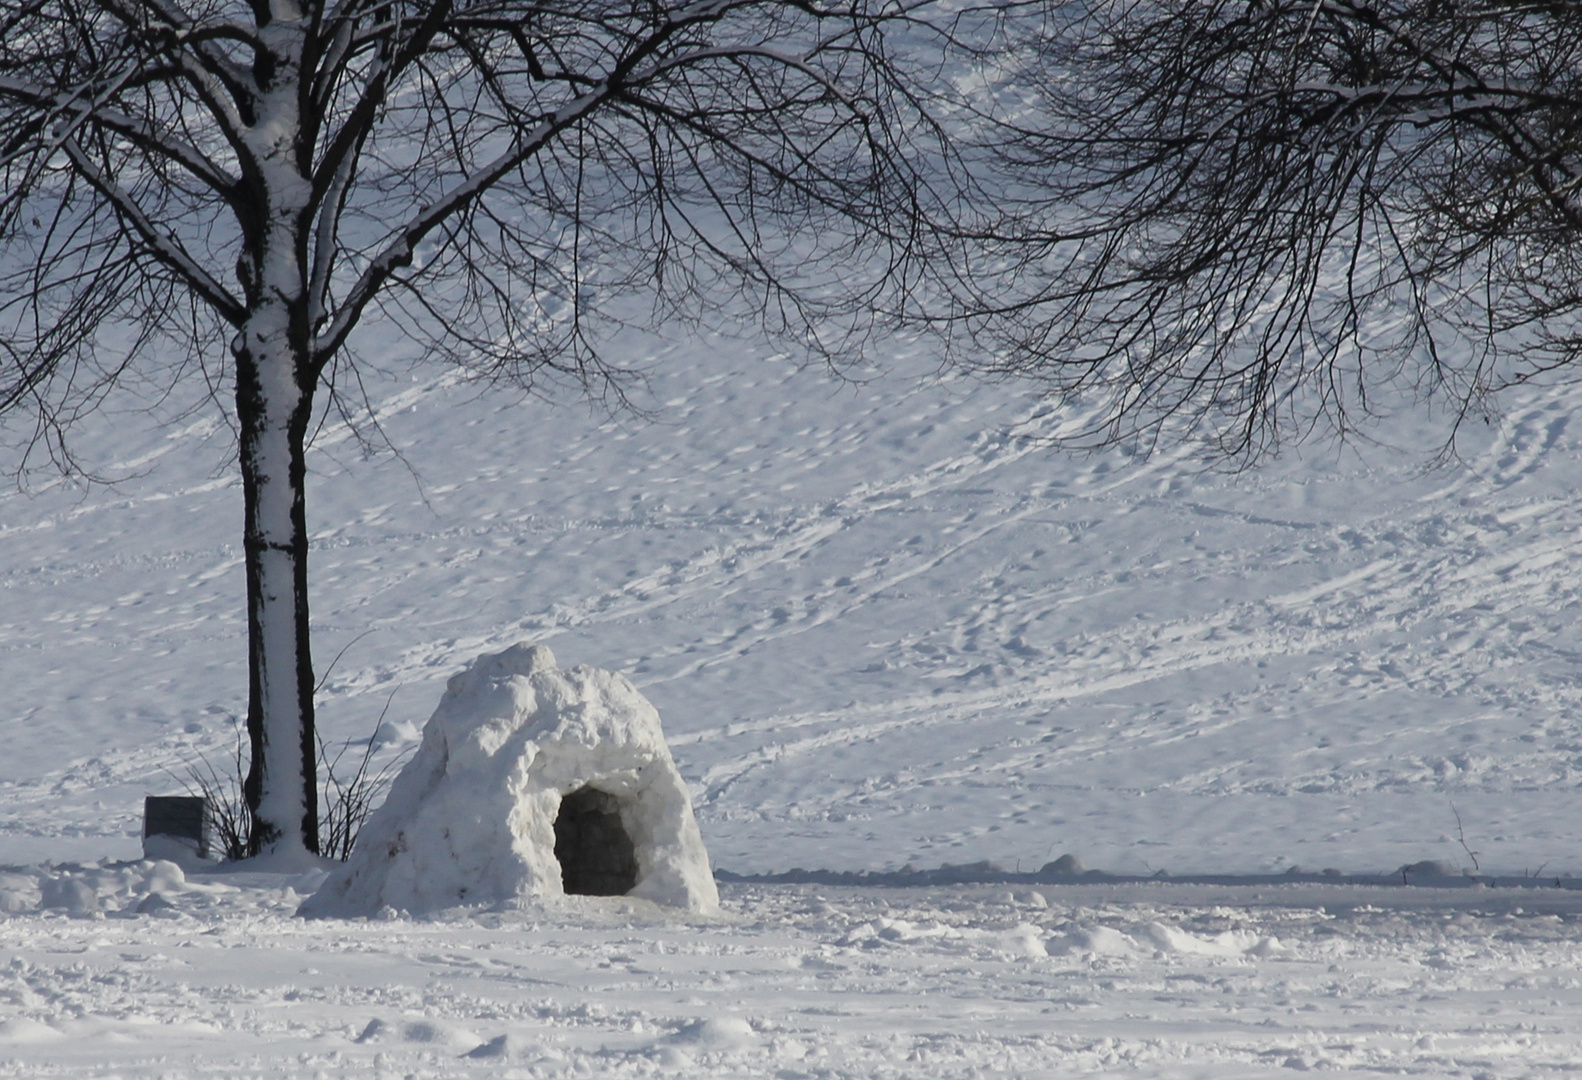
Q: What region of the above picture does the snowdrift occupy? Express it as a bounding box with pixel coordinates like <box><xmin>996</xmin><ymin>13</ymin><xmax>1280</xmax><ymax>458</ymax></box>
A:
<box><xmin>300</xmin><ymin>642</ymin><xmax>718</xmax><ymax>917</ymax></box>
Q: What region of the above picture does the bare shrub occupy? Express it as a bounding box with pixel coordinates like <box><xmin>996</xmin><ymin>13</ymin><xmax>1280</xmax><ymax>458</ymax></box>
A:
<box><xmin>316</xmin><ymin>693</ymin><xmax>412</xmax><ymax>863</ymax></box>
<box><xmin>171</xmin><ymin>720</ymin><xmax>252</xmax><ymax>863</ymax></box>
<box><xmin>174</xmin><ymin>702</ymin><xmax>410</xmax><ymax>863</ymax></box>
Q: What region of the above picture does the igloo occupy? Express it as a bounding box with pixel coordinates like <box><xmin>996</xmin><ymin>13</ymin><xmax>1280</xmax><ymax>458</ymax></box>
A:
<box><xmin>299</xmin><ymin>642</ymin><xmax>719</xmax><ymax>917</ymax></box>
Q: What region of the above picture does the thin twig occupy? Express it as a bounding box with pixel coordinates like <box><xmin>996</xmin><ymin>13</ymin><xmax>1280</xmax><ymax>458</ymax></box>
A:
<box><xmin>318</xmin><ymin>686</ymin><xmax>409</xmax><ymax>861</ymax></box>
<box><xmin>313</xmin><ymin>629</ymin><xmax>376</xmax><ymax>696</ymax></box>
<box><xmin>165</xmin><ymin>717</ymin><xmax>251</xmax><ymax>860</ymax></box>
<box><xmin>1450</xmin><ymin>801</ymin><xmax>1480</xmax><ymax>874</ymax></box>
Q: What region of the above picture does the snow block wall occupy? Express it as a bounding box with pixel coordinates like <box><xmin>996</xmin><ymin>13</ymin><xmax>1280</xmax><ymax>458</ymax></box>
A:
<box><xmin>300</xmin><ymin>642</ymin><xmax>719</xmax><ymax>916</ymax></box>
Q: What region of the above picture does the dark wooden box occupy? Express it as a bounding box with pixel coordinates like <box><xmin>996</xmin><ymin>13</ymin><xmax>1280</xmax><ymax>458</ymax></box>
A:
<box><xmin>142</xmin><ymin>795</ymin><xmax>212</xmax><ymax>860</ymax></box>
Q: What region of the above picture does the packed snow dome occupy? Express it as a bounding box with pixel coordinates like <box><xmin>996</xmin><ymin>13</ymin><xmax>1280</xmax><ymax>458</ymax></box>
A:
<box><xmin>300</xmin><ymin>643</ymin><xmax>718</xmax><ymax>917</ymax></box>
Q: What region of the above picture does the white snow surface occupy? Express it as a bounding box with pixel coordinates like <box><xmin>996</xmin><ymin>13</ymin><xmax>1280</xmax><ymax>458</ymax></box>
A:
<box><xmin>8</xmin><ymin>327</ymin><xmax>1582</xmax><ymax>1072</ymax></box>
<box><xmin>4</xmin><ymin>865</ymin><xmax>1582</xmax><ymax>1078</ymax></box>
<box><xmin>301</xmin><ymin>641</ymin><xmax>718</xmax><ymax>916</ymax></box>
<box><xmin>4</xmin><ymin>335</ymin><xmax>1581</xmax><ymax>877</ymax></box>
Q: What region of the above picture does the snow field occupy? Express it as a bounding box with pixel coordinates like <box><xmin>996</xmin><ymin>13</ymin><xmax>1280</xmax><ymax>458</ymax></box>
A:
<box><xmin>9</xmin><ymin>341</ymin><xmax>1582</xmax><ymax>872</ymax></box>
<box><xmin>2</xmin><ymin>866</ymin><xmax>1582</xmax><ymax>1078</ymax></box>
<box><xmin>7</xmin><ymin>328</ymin><xmax>1582</xmax><ymax>1076</ymax></box>
<box><xmin>5</xmin><ymin>341</ymin><xmax>1582</xmax><ymax>875</ymax></box>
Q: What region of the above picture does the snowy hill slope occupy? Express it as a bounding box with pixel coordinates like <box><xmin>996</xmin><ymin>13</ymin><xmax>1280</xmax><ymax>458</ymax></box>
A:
<box><xmin>2</xmin><ymin>334</ymin><xmax>1580</xmax><ymax>875</ymax></box>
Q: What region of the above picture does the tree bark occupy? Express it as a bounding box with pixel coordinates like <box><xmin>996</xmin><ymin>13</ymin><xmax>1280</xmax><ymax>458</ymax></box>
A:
<box><xmin>236</xmin><ymin>313</ymin><xmax>320</xmax><ymax>857</ymax></box>
<box><xmin>233</xmin><ymin>2</ymin><xmax>320</xmax><ymax>858</ymax></box>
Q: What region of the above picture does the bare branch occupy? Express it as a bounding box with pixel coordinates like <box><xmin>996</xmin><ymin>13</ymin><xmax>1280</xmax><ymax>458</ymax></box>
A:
<box><xmin>59</xmin><ymin>138</ymin><xmax>243</xmax><ymax>323</ymax></box>
<box><xmin>312</xmin><ymin>81</ymin><xmax>612</xmax><ymax>365</ymax></box>
<box><xmin>968</xmin><ymin>0</ymin><xmax>1582</xmax><ymax>460</ymax></box>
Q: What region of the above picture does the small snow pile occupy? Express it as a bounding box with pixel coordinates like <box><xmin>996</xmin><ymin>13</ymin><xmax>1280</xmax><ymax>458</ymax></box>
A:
<box><xmin>1048</xmin><ymin>922</ymin><xmax>1278</xmax><ymax>959</ymax></box>
<box><xmin>1049</xmin><ymin>925</ymin><xmax>1142</xmax><ymax>958</ymax></box>
<box><xmin>839</xmin><ymin>917</ymin><xmax>1049</xmax><ymax>958</ymax></box>
<box><xmin>0</xmin><ymin>872</ymin><xmax>36</xmax><ymax>914</ymax></box>
<box><xmin>0</xmin><ymin>1018</ymin><xmax>64</xmax><ymax>1045</ymax></box>
<box><xmin>0</xmin><ymin>859</ymin><xmax>226</xmax><ymax>918</ymax></box>
<box><xmin>140</xmin><ymin>833</ymin><xmax>209</xmax><ymax>868</ymax></box>
<box><xmin>1139</xmin><ymin>922</ymin><xmax>1270</xmax><ymax>957</ymax></box>
<box><xmin>1398</xmin><ymin>860</ymin><xmax>1462</xmax><ymax>880</ymax></box>
<box><xmin>841</xmin><ymin>916</ymin><xmax>961</xmax><ymax>947</ymax></box>
<box><xmin>39</xmin><ymin>875</ymin><xmax>100</xmax><ymax>915</ymax></box>
<box><xmin>666</xmin><ymin>1017</ymin><xmax>759</xmax><ymax>1050</ymax></box>
<box><xmin>300</xmin><ymin>642</ymin><xmax>718</xmax><ymax>917</ymax></box>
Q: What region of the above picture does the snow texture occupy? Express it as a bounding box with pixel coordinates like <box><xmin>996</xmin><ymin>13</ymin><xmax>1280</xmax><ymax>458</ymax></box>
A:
<box><xmin>4</xmin><ymin>867</ymin><xmax>1582</xmax><ymax>1078</ymax></box>
<box><xmin>300</xmin><ymin>642</ymin><xmax>718</xmax><ymax>916</ymax></box>
<box><xmin>11</xmin><ymin>296</ymin><xmax>1582</xmax><ymax>1074</ymax></box>
<box><xmin>12</xmin><ymin>338</ymin><xmax>1582</xmax><ymax>877</ymax></box>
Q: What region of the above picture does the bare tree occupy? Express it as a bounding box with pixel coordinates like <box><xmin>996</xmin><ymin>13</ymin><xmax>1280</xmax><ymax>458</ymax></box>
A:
<box><xmin>972</xmin><ymin>1</ymin><xmax>1582</xmax><ymax>459</ymax></box>
<box><xmin>0</xmin><ymin>0</ymin><xmax>982</xmax><ymax>857</ymax></box>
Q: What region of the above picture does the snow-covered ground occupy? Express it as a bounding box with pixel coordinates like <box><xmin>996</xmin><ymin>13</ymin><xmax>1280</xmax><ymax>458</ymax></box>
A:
<box><xmin>3</xmin><ymin>334</ymin><xmax>1580</xmax><ymax>876</ymax></box>
<box><xmin>5</xmin><ymin>326</ymin><xmax>1582</xmax><ymax>1075</ymax></box>
<box><xmin>8</xmin><ymin>861</ymin><xmax>1582</xmax><ymax>1078</ymax></box>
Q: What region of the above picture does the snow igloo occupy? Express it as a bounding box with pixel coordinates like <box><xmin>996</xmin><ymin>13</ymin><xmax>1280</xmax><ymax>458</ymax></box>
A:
<box><xmin>300</xmin><ymin>642</ymin><xmax>718</xmax><ymax>917</ymax></box>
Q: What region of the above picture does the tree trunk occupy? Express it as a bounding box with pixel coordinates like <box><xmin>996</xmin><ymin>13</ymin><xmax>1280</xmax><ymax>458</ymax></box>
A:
<box><xmin>236</xmin><ymin>312</ymin><xmax>320</xmax><ymax>858</ymax></box>
<box><xmin>236</xmin><ymin>3</ymin><xmax>319</xmax><ymax>859</ymax></box>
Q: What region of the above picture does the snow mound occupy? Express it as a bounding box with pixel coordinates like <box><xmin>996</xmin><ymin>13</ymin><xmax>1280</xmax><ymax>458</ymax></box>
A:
<box><xmin>1398</xmin><ymin>860</ymin><xmax>1462</xmax><ymax>879</ymax></box>
<box><xmin>39</xmin><ymin>875</ymin><xmax>100</xmax><ymax>915</ymax></box>
<box><xmin>1049</xmin><ymin>924</ymin><xmax>1142</xmax><ymax>957</ymax></box>
<box><xmin>400</xmin><ymin>1020</ymin><xmax>483</xmax><ymax>1049</ymax></box>
<box><xmin>1049</xmin><ymin>922</ymin><xmax>1276</xmax><ymax>958</ymax></box>
<box><xmin>0</xmin><ymin>1018</ymin><xmax>64</xmax><ymax>1045</ymax></box>
<box><xmin>1139</xmin><ymin>921</ymin><xmax>1267</xmax><ymax>957</ymax></box>
<box><xmin>0</xmin><ymin>859</ymin><xmax>233</xmax><ymax>918</ymax></box>
<box><xmin>666</xmin><ymin>1017</ymin><xmax>759</xmax><ymax>1050</ymax></box>
<box><xmin>300</xmin><ymin>642</ymin><xmax>719</xmax><ymax>917</ymax></box>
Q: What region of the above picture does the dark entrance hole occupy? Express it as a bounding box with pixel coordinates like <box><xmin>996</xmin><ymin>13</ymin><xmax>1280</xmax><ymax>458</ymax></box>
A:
<box><xmin>553</xmin><ymin>787</ymin><xmax>638</xmax><ymax>896</ymax></box>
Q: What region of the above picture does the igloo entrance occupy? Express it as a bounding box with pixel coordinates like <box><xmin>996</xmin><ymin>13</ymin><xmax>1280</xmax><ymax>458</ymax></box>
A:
<box><xmin>553</xmin><ymin>787</ymin><xmax>638</xmax><ymax>896</ymax></box>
